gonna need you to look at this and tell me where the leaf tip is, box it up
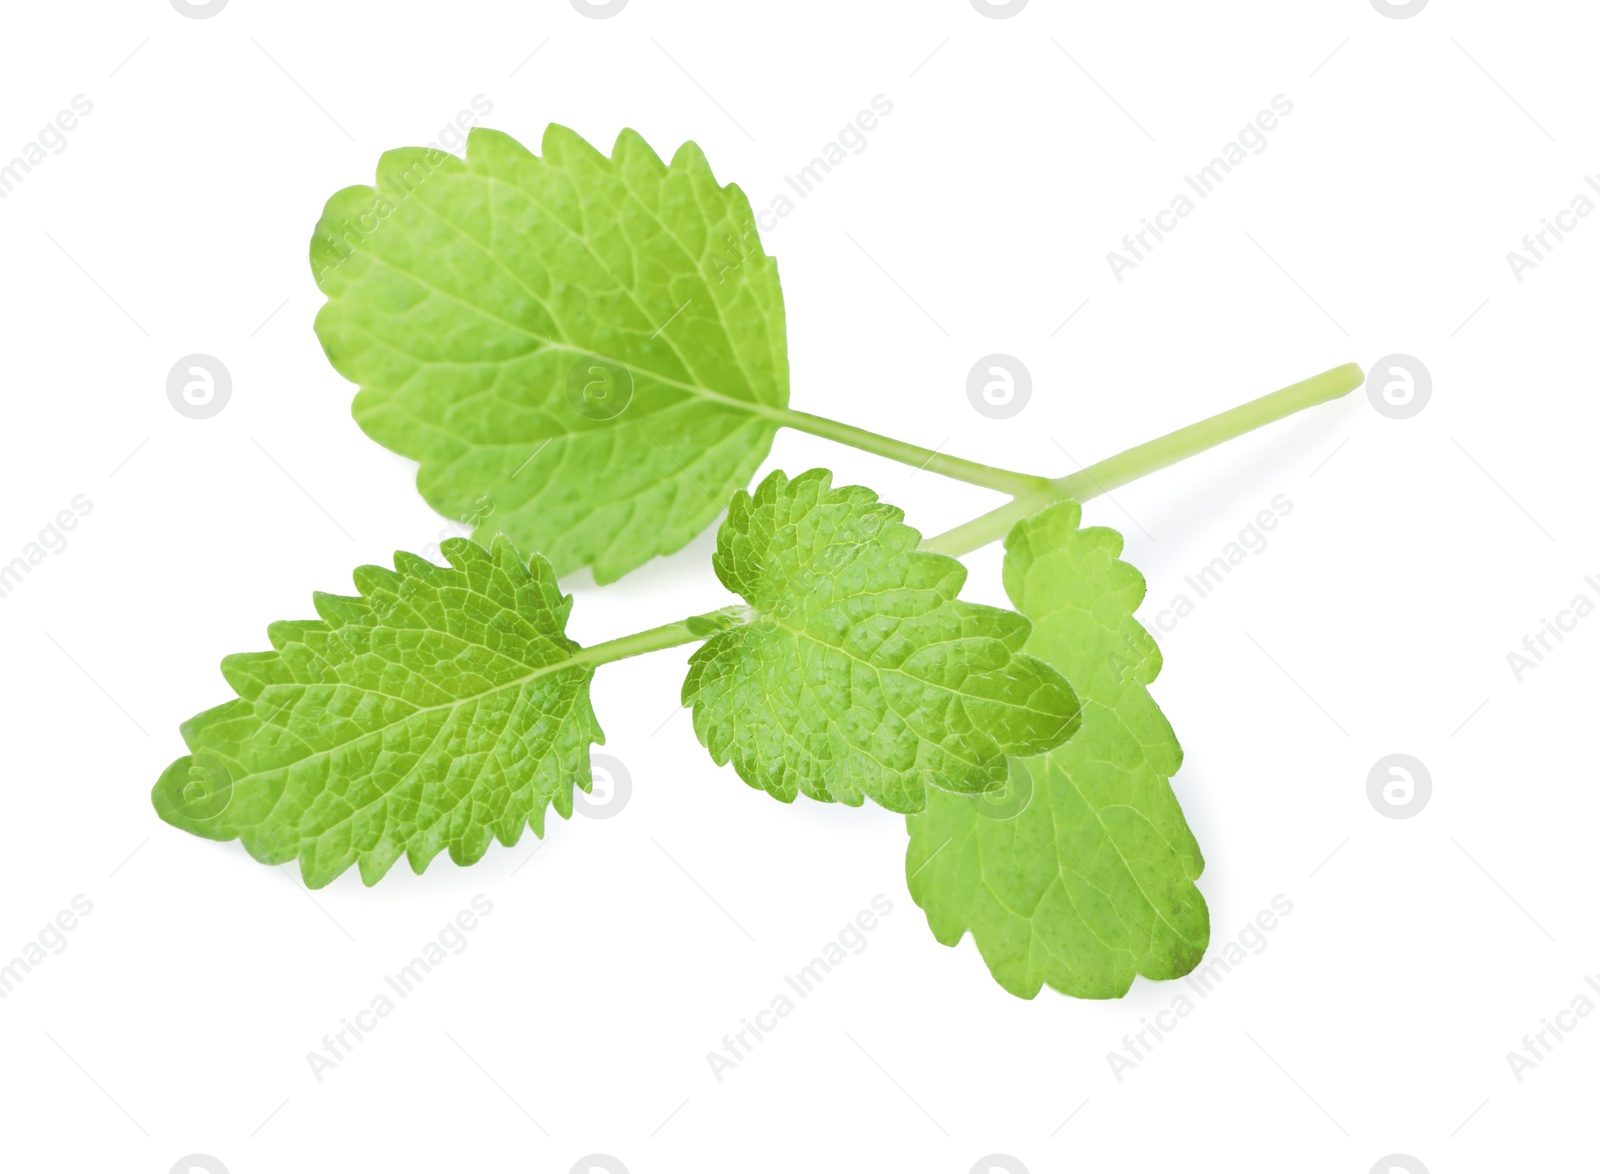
[151,753,234,840]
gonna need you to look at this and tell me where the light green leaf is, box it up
[905,501,1208,999]
[682,469,1082,814]
[311,124,788,584]
[152,539,602,888]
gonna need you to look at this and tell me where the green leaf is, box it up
[311,124,788,584]
[152,539,603,888]
[682,469,1082,814]
[905,501,1209,999]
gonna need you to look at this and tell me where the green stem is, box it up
[921,362,1364,557]
[774,407,1055,496]
[577,363,1362,660]
[577,606,750,667]
[554,340,1052,494]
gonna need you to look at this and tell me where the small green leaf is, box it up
[311,124,789,583]
[683,469,1081,813]
[152,539,602,888]
[906,501,1209,999]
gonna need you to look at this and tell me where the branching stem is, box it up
[580,363,1363,662]
[920,363,1363,557]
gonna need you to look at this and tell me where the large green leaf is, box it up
[905,501,1209,998]
[311,124,788,583]
[683,469,1082,814]
[152,539,602,887]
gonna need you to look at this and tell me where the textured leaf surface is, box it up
[905,501,1208,998]
[152,539,602,887]
[312,124,788,583]
[683,470,1081,813]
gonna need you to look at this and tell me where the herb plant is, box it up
[153,125,1361,999]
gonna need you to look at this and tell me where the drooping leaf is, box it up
[152,539,602,887]
[311,124,788,583]
[682,469,1081,813]
[905,501,1209,998]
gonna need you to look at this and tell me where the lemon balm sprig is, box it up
[154,123,1362,1002]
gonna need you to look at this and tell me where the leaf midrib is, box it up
[211,633,600,791]
[342,243,790,418]
[750,608,1073,769]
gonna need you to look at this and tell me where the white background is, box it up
[0,1,1594,1171]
